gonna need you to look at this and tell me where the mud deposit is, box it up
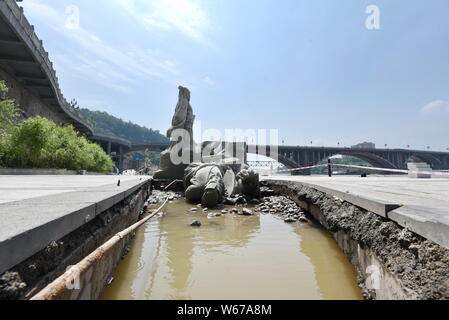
[101,193,362,300]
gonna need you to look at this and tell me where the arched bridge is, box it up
[89,137,170,173]
[91,138,449,174]
[247,145,449,174]
[128,143,170,153]
[127,142,449,171]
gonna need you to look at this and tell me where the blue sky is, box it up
[20,0,449,151]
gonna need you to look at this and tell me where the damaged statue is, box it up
[183,162,260,208]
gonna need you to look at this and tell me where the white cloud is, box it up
[115,0,211,46]
[76,99,109,110]
[20,0,183,92]
[203,76,216,86]
[421,100,449,113]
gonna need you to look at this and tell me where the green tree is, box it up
[4,117,114,172]
[0,80,19,136]
[79,108,169,143]
[0,80,113,172]
[0,80,19,163]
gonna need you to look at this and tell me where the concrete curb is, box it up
[0,177,151,274]
[0,168,111,175]
[263,177,449,250]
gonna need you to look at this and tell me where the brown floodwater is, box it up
[101,200,363,300]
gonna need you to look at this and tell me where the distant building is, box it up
[351,142,376,149]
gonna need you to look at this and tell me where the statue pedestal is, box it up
[153,147,198,180]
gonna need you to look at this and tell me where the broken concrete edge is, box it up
[263,179,449,299]
[0,178,151,275]
[275,179,402,218]
[0,181,152,300]
[263,178,449,250]
[388,207,449,252]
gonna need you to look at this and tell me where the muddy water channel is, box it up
[101,198,363,300]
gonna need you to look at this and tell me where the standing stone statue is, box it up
[154,86,196,180]
[166,86,194,145]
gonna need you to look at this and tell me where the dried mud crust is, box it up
[263,180,449,300]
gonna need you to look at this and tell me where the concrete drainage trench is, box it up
[3,179,448,300]
[262,180,449,300]
[101,184,364,300]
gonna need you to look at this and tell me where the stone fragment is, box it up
[299,216,309,223]
[208,212,222,218]
[408,244,420,257]
[236,196,247,204]
[225,198,237,205]
[249,198,261,205]
[190,220,202,227]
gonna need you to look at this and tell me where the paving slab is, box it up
[263,175,449,249]
[0,175,151,274]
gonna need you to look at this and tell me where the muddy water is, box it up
[101,200,362,300]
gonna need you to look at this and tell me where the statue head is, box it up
[236,167,260,198]
[178,86,191,102]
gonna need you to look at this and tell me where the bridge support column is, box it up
[443,157,449,170]
[107,141,111,155]
[119,145,124,174]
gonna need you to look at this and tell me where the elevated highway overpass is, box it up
[0,0,93,135]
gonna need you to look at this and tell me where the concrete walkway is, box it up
[263,175,449,249]
[0,175,151,274]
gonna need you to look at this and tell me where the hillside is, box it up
[80,108,169,144]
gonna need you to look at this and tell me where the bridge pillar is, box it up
[119,145,124,174]
[443,156,449,170]
[107,141,111,155]
[396,152,401,169]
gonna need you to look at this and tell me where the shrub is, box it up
[0,80,113,172]
[3,117,114,172]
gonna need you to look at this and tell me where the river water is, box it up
[101,200,362,300]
